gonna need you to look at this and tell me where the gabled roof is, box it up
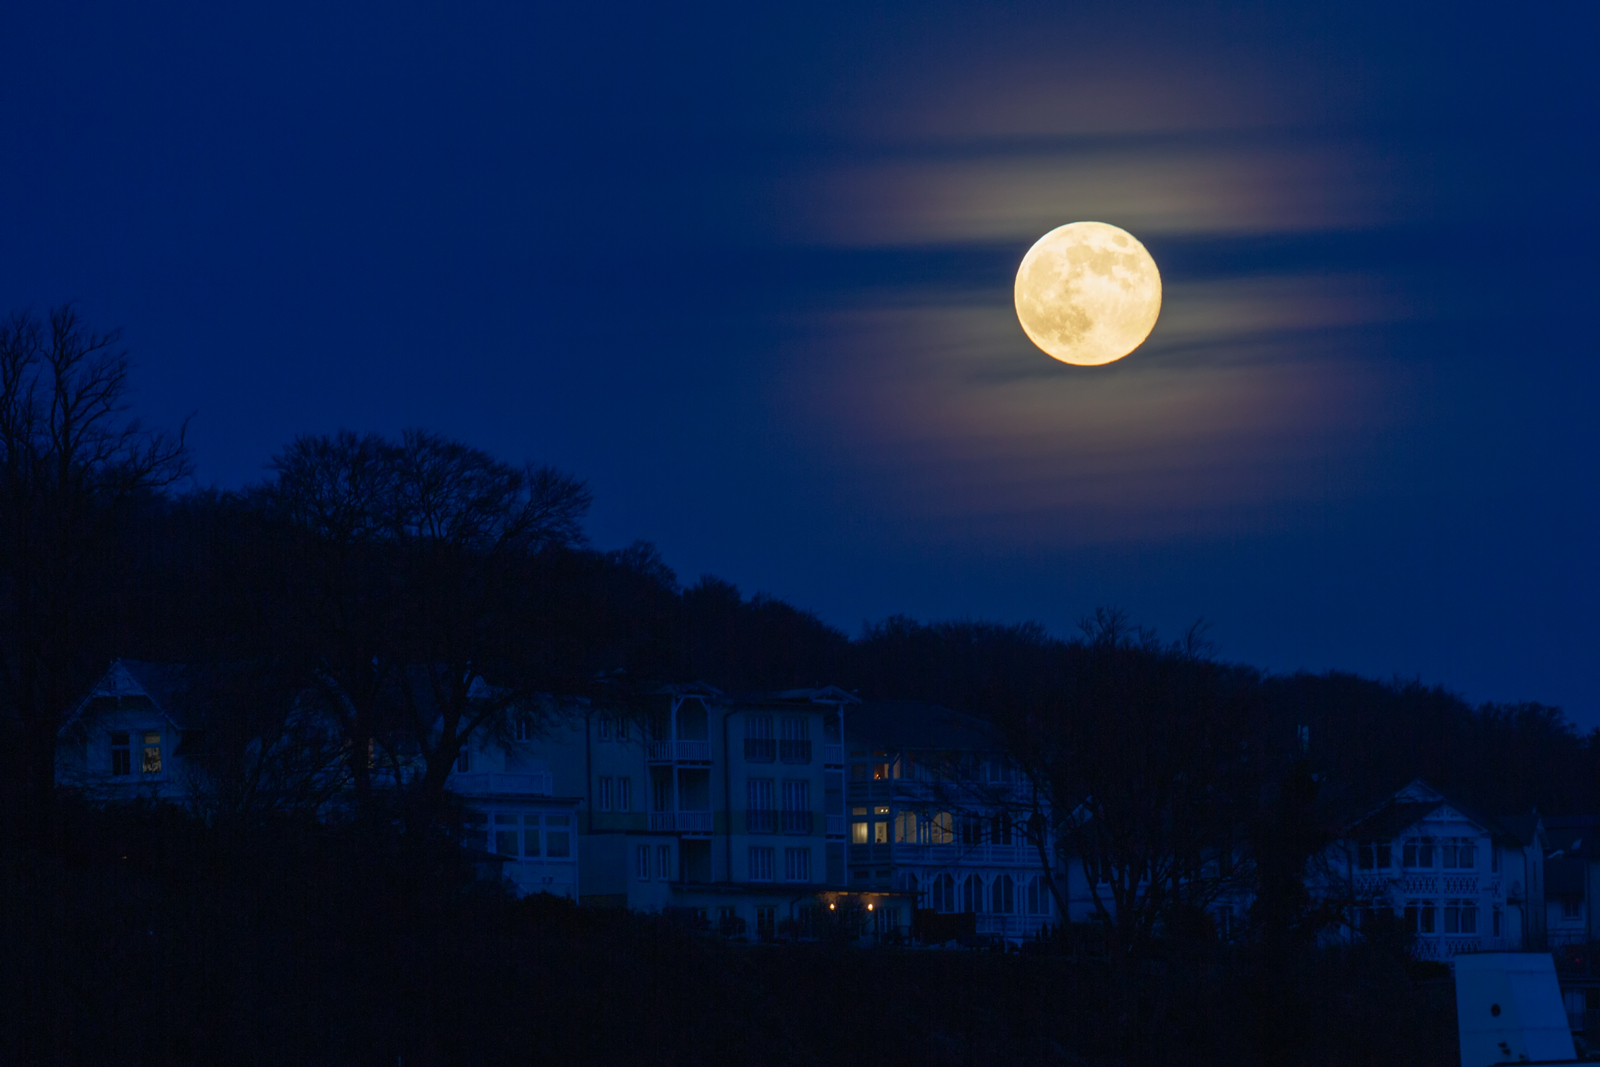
[846,701,1002,754]
[60,659,195,734]
[1344,800,1445,841]
[1337,778,1544,849]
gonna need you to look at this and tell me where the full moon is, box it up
[1013,221,1162,366]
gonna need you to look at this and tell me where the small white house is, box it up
[56,660,199,802]
[1331,780,1547,959]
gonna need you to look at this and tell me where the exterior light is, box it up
[867,903,875,910]
[829,902,836,910]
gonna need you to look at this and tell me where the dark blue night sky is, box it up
[3,2,1596,720]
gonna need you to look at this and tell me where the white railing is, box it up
[649,811,714,832]
[888,843,1035,866]
[823,744,843,765]
[1442,875,1479,894]
[449,772,553,796]
[648,740,712,762]
[826,815,845,836]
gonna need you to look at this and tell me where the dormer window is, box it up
[140,732,162,776]
[110,732,131,776]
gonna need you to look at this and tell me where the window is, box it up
[1564,898,1584,921]
[851,763,869,781]
[1493,906,1502,936]
[545,815,570,857]
[962,874,981,913]
[617,777,632,812]
[513,717,535,742]
[959,815,984,847]
[456,747,470,773]
[991,813,1013,846]
[874,819,889,844]
[110,731,131,776]
[1377,842,1392,868]
[932,873,956,913]
[598,776,613,812]
[745,715,775,761]
[1459,843,1475,868]
[780,716,809,741]
[755,905,777,940]
[1405,901,1436,934]
[991,874,1015,914]
[785,847,812,882]
[494,813,527,857]
[636,844,651,879]
[1461,905,1478,933]
[1492,847,1500,873]
[463,812,487,850]
[851,807,869,844]
[1403,840,1433,868]
[782,780,811,833]
[780,717,811,763]
[616,718,627,741]
[1419,841,1434,867]
[141,732,162,775]
[749,778,776,832]
[1443,842,1458,868]
[749,846,775,881]
[597,716,612,741]
[1027,876,1049,916]
[929,812,954,845]
[657,844,672,881]
[894,811,918,843]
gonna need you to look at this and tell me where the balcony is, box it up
[779,739,812,764]
[647,740,713,763]
[744,738,776,762]
[823,744,843,766]
[826,814,845,837]
[781,810,813,835]
[649,811,714,833]
[448,771,553,796]
[748,809,776,833]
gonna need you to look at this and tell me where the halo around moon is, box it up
[1014,221,1162,366]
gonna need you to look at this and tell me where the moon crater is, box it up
[1014,221,1162,366]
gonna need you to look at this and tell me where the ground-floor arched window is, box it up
[933,872,957,913]
[962,874,982,913]
[1026,875,1050,915]
[992,874,1015,914]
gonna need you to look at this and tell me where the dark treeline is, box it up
[2,307,1592,1065]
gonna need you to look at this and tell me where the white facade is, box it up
[1330,780,1546,959]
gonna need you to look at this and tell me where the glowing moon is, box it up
[1014,221,1162,366]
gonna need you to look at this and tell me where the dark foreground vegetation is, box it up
[2,794,1459,1067]
[3,305,1592,1064]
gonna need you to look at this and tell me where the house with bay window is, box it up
[1333,779,1547,959]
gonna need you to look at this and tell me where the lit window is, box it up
[852,822,869,844]
[141,732,162,775]
[873,821,888,844]
[894,811,918,843]
[110,731,130,776]
[930,812,954,845]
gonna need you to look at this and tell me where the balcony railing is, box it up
[448,771,553,796]
[781,810,813,835]
[826,814,845,837]
[853,843,1036,867]
[650,811,714,833]
[779,739,812,764]
[823,744,843,765]
[744,738,776,762]
[647,740,713,763]
[748,809,776,833]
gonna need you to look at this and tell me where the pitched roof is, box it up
[1344,800,1445,841]
[61,659,196,733]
